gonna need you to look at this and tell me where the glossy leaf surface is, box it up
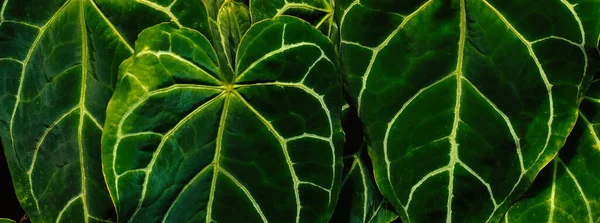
[102,16,344,222]
[0,219,16,223]
[217,1,251,72]
[0,0,209,222]
[504,69,600,223]
[250,0,336,38]
[338,0,598,222]
[331,105,399,223]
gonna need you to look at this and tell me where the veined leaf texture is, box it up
[338,0,600,222]
[1,0,599,222]
[504,71,600,223]
[330,104,400,223]
[102,17,344,222]
[251,0,337,38]
[0,0,210,222]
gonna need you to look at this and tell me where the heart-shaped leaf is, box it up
[102,16,344,222]
[504,67,600,222]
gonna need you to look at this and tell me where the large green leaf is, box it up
[0,0,209,222]
[0,218,16,223]
[250,0,337,38]
[338,0,599,222]
[330,104,399,223]
[102,16,344,222]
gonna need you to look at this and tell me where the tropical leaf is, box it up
[330,104,399,223]
[204,0,252,81]
[338,0,599,222]
[250,0,337,38]
[0,0,210,222]
[503,57,600,222]
[0,218,16,223]
[101,16,344,222]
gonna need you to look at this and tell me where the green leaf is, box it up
[0,145,25,221]
[503,76,600,222]
[218,1,251,71]
[332,146,400,223]
[0,218,16,223]
[330,104,399,223]
[203,0,226,20]
[102,16,344,222]
[250,0,336,38]
[338,0,598,222]
[0,0,209,222]
[203,0,251,82]
[204,0,249,20]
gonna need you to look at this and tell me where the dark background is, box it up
[1,142,27,221]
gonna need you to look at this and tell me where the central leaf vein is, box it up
[206,92,232,222]
[232,90,301,223]
[446,0,467,222]
[127,93,225,220]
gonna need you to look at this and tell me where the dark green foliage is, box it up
[1,0,599,222]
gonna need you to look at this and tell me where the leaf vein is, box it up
[557,158,593,223]
[88,0,134,53]
[162,164,214,223]
[9,0,72,172]
[356,0,434,111]
[128,93,225,219]
[55,194,83,223]
[206,92,231,222]
[233,91,302,222]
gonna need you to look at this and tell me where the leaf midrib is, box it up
[205,91,232,223]
[4,0,145,221]
[120,78,335,223]
[77,0,91,221]
[117,20,338,222]
[340,0,584,222]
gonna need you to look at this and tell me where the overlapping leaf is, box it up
[503,112,600,222]
[251,0,337,38]
[338,0,599,222]
[102,16,344,222]
[0,0,211,221]
[504,45,600,222]
[330,104,399,223]
[203,0,251,80]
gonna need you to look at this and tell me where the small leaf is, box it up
[217,1,251,75]
[250,0,336,38]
